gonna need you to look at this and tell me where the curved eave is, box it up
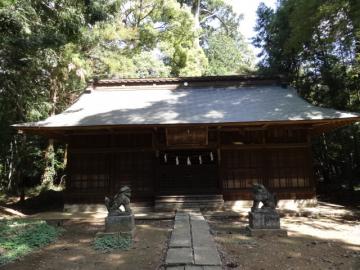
[12,117,360,138]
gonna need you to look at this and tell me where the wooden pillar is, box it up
[152,127,159,197]
[216,126,223,194]
[261,128,269,189]
[306,130,316,193]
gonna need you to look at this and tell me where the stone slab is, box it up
[203,266,222,270]
[247,226,288,237]
[170,229,191,247]
[248,210,280,229]
[185,266,203,270]
[190,213,205,221]
[166,212,222,269]
[192,230,216,248]
[167,266,185,270]
[191,218,215,248]
[175,214,190,221]
[105,214,135,233]
[193,246,221,266]
[166,248,194,265]
[183,266,223,270]
[191,219,209,229]
[170,215,191,247]
[174,220,191,230]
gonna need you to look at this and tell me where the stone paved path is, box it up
[165,210,222,270]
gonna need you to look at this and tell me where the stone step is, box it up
[155,195,224,211]
[155,202,224,209]
[156,194,223,202]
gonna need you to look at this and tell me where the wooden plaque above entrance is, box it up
[166,126,208,146]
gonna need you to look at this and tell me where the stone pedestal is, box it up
[249,209,280,229]
[105,214,135,237]
[248,209,287,237]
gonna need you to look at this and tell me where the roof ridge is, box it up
[92,75,286,87]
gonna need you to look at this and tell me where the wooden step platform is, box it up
[155,194,224,211]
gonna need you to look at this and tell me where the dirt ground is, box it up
[0,219,173,270]
[206,208,360,270]
[1,201,360,270]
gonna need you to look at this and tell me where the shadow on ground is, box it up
[4,190,64,215]
[0,219,173,270]
[206,209,360,270]
[317,187,360,209]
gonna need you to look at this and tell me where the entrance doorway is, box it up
[156,149,219,194]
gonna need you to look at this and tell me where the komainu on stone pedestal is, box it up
[105,186,132,216]
[250,183,277,212]
[249,209,280,229]
[105,215,135,235]
[249,183,279,229]
[103,186,135,236]
[247,183,287,236]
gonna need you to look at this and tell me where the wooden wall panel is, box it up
[65,132,155,203]
[66,151,110,203]
[65,126,315,203]
[220,146,313,195]
[266,128,308,143]
[68,152,109,191]
[166,127,208,146]
[111,151,155,197]
[221,149,265,189]
[69,134,111,148]
[112,133,153,148]
[266,148,311,189]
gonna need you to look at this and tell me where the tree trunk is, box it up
[188,0,201,50]
[40,139,55,188]
[7,141,15,191]
[321,134,331,183]
[59,144,68,187]
[63,144,68,168]
[40,78,58,188]
[137,0,143,27]
[192,0,201,31]
[7,134,26,200]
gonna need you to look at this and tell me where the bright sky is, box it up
[226,0,278,56]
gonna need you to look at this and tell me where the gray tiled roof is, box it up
[14,85,360,128]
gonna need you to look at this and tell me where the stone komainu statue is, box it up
[251,183,277,212]
[105,186,132,216]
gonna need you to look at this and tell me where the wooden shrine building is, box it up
[14,76,360,207]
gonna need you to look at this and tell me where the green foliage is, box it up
[0,219,62,265]
[205,32,254,75]
[0,0,255,193]
[0,0,94,191]
[177,0,254,75]
[94,234,132,252]
[90,0,208,77]
[253,0,360,188]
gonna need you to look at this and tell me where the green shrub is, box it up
[94,234,132,252]
[0,219,62,265]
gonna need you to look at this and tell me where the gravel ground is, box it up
[206,205,360,270]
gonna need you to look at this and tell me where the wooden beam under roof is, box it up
[14,117,360,137]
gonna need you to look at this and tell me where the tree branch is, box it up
[201,9,229,34]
